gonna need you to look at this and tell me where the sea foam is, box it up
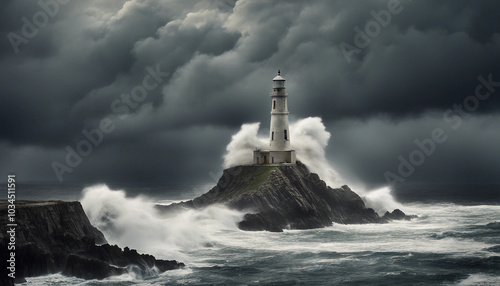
[81,184,244,262]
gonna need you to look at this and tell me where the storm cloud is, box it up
[1,0,500,200]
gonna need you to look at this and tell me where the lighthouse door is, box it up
[263,156,268,164]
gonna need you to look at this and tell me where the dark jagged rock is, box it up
[159,161,416,232]
[0,201,183,285]
[382,209,418,222]
[63,254,127,280]
[0,201,106,284]
[63,244,185,280]
[70,243,185,279]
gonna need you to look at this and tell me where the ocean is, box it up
[16,183,500,286]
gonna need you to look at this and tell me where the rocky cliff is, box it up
[0,201,183,285]
[161,162,415,232]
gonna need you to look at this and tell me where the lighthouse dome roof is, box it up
[273,75,285,81]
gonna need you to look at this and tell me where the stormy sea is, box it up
[17,183,500,286]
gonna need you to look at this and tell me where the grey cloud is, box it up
[328,113,500,188]
[0,0,499,197]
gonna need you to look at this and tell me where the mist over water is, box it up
[362,186,404,215]
[223,116,401,214]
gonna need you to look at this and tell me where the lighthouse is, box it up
[253,70,296,165]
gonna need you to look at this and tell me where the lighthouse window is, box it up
[284,130,288,140]
[273,101,276,109]
[272,132,274,140]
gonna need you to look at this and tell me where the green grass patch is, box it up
[218,165,280,199]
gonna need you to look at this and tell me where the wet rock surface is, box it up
[0,201,183,285]
[160,161,416,232]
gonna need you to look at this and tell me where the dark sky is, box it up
[1,0,500,196]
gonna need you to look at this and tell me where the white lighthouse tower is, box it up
[253,70,296,165]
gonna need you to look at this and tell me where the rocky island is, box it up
[160,161,416,232]
[156,71,413,231]
[0,201,184,285]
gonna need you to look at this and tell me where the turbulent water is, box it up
[19,184,500,286]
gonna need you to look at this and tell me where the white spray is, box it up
[81,184,244,262]
[223,123,267,167]
[222,117,402,214]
